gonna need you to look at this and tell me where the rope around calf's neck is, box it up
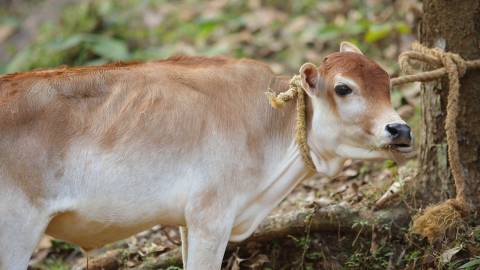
[265,76,317,173]
[266,42,480,208]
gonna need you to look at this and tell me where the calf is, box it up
[0,42,413,270]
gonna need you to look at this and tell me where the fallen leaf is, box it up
[245,254,270,268]
[439,245,462,264]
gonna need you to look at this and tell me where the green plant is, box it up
[165,266,183,270]
[473,227,480,243]
[2,0,414,75]
[50,239,78,254]
[344,245,393,270]
[38,258,70,270]
[459,256,480,270]
[404,250,421,264]
[345,251,366,269]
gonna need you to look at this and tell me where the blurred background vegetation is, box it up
[0,0,419,75]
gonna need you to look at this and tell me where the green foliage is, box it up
[404,249,422,264]
[37,258,70,270]
[1,0,413,74]
[345,252,367,269]
[352,220,370,230]
[165,266,183,270]
[365,22,410,43]
[459,256,480,270]
[473,227,480,243]
[344,246,393,270]
[4,1,132,72]
[287,234,310,249]
[383,159,396,169]
[50,239,78,254]
[306,251,323,260]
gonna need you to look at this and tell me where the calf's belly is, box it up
[45,191,186,249]
[45,210,172,250]
[44,178,188,250]
[44,144,190,249]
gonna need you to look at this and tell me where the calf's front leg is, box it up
[184,197,235,270]
[0,195,49,270]
[185,222,232,270]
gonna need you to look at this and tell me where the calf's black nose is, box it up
[385,123,411,145]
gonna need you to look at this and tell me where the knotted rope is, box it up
[392,42,480,242]
[265,75,317,173]
[393,42,480,208]
[265,42,480,213]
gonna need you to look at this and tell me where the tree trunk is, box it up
[417,0,480,217]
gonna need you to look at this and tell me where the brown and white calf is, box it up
[0,42,413,270]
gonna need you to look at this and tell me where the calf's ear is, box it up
[299,63,322,97]
[340,41,363,55]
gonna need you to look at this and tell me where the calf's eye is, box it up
[334,84,353,96]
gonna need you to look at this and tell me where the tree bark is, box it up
[418,0,480,216]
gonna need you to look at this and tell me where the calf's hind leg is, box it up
[0,195,50,270]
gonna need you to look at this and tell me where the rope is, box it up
[392,42,480,210]
[265,75,317,173]
[266,42,480,193]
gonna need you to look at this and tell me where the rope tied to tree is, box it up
[265,75,317,173]
[392,42,480,242]
[266,42,480,242]
[265,42,480,225]
[393,42,480,208]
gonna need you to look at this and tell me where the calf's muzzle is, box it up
[385,123,412,146]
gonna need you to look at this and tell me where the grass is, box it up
[36,259,70,270]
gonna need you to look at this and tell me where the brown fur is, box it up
[0,55,229,82]
[0,56,295,207]
[320,52,391,133]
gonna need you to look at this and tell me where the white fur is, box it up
[40,136,320,269]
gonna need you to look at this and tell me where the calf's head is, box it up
[300,42,414,166]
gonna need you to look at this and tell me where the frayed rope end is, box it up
[265,91,286,109]
[411,199,468,243]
